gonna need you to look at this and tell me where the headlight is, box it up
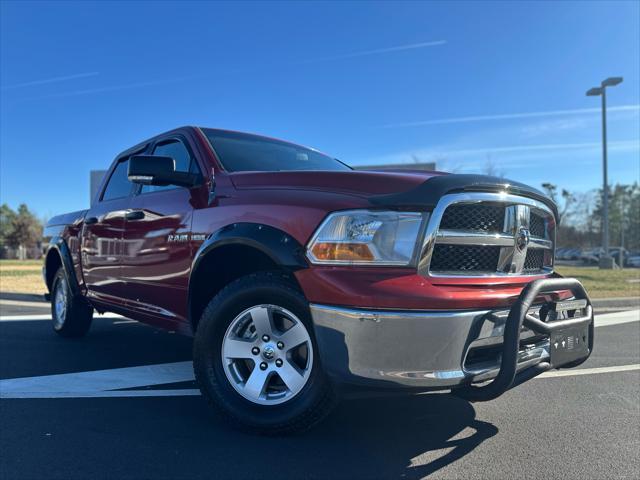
[306,210,426,266]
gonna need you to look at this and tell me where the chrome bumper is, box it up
[310,303,549,389]
[311,278,594,395]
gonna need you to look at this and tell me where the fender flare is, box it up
[188,222,309,323]
[44,236,82,297]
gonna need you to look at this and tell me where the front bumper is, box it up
[311,278,593,398]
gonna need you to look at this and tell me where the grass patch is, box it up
[0,259,45,294]
[556,266,640,299]
[0,259,41,267]
[0,269,42,277]
[0,260,638,299]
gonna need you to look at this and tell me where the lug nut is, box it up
[275,359,283,367]
[251,347,260,355]
[277,341,284,350]
[262,334,270,342]
[259,362,268,371]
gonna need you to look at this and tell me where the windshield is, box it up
[202,128,351,172]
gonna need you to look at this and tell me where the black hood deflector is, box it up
[369,174,558,218]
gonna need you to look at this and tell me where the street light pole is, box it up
[601,87,609,260]
[620,192,625,269]
[586,76,623,269]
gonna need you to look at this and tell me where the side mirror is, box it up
[128,155,199,188]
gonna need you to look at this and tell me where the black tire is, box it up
[51,267,93,338]
[193,272,335,435]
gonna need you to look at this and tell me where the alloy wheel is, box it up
[53,279,68,328]
[221,305,314,405]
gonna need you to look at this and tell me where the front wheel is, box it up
[51,267,93,337]
[193,273,335,435]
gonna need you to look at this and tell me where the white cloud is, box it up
[356,139,640,169]
[1,72,99,90]
[380,105,640,128]
[9,40,447,101]
[520,117,593,138]
[14,76,198,101]
[302,40,447,63]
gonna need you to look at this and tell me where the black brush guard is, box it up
[455,278,594,402]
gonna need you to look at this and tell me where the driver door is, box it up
[119,137,202,328]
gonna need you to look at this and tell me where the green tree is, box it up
[591,183,640,252]
[0,203,16,250]
[6,204,42,250]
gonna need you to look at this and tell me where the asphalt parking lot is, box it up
[1,296,639,480]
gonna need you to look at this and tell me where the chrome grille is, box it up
[419,192,556,277]
[529,212,546,238]
[523,249,545,272]
[440,204,504,232]
[431,245,501,272]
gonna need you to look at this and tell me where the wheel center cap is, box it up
[262,345,276,360]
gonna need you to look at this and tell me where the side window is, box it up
[140,139,199,194]
[102,159,133,201]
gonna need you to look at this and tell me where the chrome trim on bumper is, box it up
[310,303,549,389]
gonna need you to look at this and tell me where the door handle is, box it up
[84,216,98,225]
[125,210,145,221]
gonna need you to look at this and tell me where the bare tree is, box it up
[482,154,506,178]
[409,153,449,171]
[541,183,576,225]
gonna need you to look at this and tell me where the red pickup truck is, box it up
[43,126,594,433]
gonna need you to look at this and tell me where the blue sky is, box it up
[1,0,639,218]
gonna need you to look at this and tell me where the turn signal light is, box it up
[311,242,375,262]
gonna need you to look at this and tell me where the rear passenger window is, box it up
[140,139,199,194]
[102,159,133,201]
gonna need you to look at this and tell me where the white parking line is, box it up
[594,309,640,327]
[0,299,50,308]
[537,364,640,378]
[3,389,201,399]
[0,313,124,321]
[0,361,193,398]
[1,362,638,399]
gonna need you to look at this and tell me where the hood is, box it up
[370,173,557,217]
[229,170,556,217]
[229,170,445,197]
[46,209,88,227]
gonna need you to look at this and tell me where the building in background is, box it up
[353,162,436,171]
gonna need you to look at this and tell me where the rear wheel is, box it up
[193,272,335,434]
[51,268,93,337]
